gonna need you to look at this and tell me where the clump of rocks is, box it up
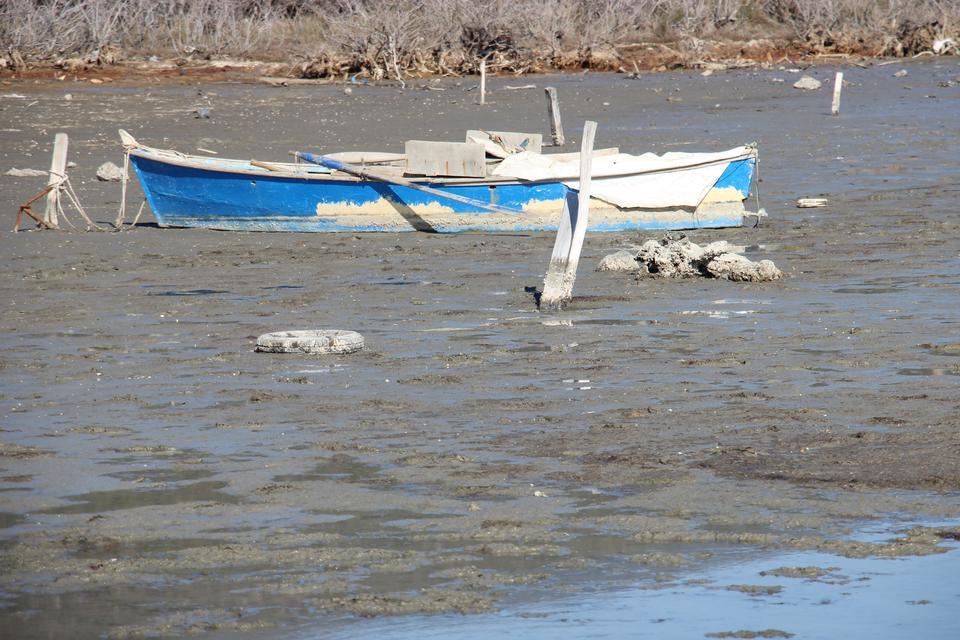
[596,233,782,282]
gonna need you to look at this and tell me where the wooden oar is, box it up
[250,159,290,172]
[539,120,597,311]
[295,152,525,217]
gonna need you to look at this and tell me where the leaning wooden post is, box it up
[831,71,843,116]
[44,133,68,227]
[540,120,596,310]
[479,60,486,105]
[544,87,565,146]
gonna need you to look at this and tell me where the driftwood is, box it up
[259,76,336,87]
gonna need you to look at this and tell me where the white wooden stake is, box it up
[479,60,486,105]
[544,87,565,146]
[44,133,68,226]
[540,120,596,310]
[831,71,843,116]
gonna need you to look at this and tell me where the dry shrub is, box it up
[762,0,955,55]
[1,0,957,72]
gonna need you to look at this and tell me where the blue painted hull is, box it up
[129,149,756,233]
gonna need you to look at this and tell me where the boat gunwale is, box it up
[129,146,756,188]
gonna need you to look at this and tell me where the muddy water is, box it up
[1,59,959,638]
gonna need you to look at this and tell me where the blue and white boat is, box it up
[124,133,759,233]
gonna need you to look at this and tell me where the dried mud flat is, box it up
[1,60,959,638]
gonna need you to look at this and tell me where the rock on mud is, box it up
[793,75,822,90]
[596,234,782,282]
[96,162,126,181]
[5,168,47,177]
[706,253,783,282]
[596,249,642,273]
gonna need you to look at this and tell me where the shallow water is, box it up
[320,533,960,640]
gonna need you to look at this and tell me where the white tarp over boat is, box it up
[491,146,752,208]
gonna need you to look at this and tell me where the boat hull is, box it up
[130,151,756,233]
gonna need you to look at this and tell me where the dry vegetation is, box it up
[1,0,957,77]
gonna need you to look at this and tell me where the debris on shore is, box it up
[256,330,365,355]
[597,234,782,282]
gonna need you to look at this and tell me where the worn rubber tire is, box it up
[255,330,364,354]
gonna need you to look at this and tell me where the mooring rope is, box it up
[44,170,104,231]
[115,148,131,229]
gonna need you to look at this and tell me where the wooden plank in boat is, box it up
[404,140,486,178]
[465,130,543,157]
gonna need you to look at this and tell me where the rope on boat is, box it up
[55,170,103,231]
[131,199,147,227]
[753,150,764,227]
[116,129,156,230]
[115,146,131,229]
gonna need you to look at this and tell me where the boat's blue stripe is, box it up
[714,157,754,196]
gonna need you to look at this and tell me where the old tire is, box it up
[255,330,364,355]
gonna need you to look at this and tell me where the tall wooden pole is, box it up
[479,60,486,105]
[544,87,565,146]
[44,133,68,226]
[540,121,596,310]
[831,72,843,116]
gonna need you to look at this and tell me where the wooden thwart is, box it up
[540,120,597,310]
[404,140,486,178]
